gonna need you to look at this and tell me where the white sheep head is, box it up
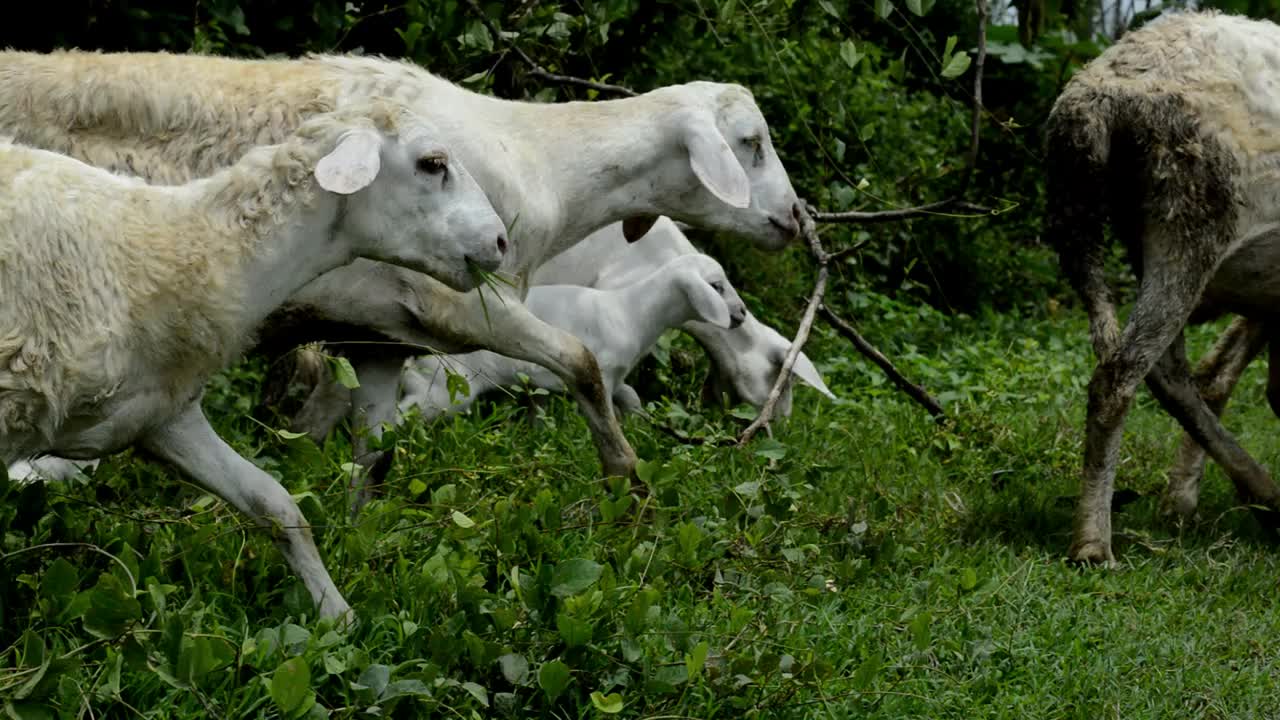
[623,81,803,252]
[316,104,510,292]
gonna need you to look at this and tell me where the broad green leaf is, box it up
[753,438,787,461]
[556,612,593,648]
[852,650,883,690]
[270,657,311,715]
[322,653,346,676]
[274,428,309,440]
[550,559,603,597]
[590,691,624,714]
[380,679,431,700]
[910,610,932,651]
[497,653,530,686]
[905,0,924,15]
[538,660,571,701]
[451,510,476,528]
[817,0,840,17]
[82,573,140,639]
[39,559,78,613]
[959,567,979,591]
[685,640,709,681]
[178,637,222,683]
[839,40,862,69]
[461,681,489,707]
[941,51,971,79]
[875,0,893,18]
[330,356,360,389]
[944,35,958,59]
[356,664,391,697]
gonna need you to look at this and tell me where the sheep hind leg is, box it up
[1147,332,1280,530]
[1162,316,1267,518]
[344,353,411,516]
[140,400,352,624]
[1070,249,1217,564]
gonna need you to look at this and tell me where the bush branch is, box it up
[737,218,830,446]
[819,306,947,420]
[463,0,639,97]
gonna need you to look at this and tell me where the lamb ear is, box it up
[682,114,751,209]
[684,274,732,328]
[790,352,837,399]
[623,216,659,242]
[315,130,383,195]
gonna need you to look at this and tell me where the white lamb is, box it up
[532,217,836,417]
[400,253,746,421]
[0,101,507,621]
[0,49,803,499]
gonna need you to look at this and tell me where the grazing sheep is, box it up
[1044,9,1280,563]
[400,253,746,422]
[531,217,836,416]
[0,49,803,500]
[0,102,507,621]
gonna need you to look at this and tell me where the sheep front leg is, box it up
[420,288,638,480]
[1147,333,1280,523]
[1163,316,1267,517]
[141,401,352,624]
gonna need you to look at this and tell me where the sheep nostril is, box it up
[496,234,508,255]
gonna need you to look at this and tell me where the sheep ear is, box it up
[315,130,383,195]
[682,115,751,209]
[790,352,837,399]
[685,275,732,328]
[623,216,659,242]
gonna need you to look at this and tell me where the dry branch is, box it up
[737,219,830,446]
[819,305,946,420]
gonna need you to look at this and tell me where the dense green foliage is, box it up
[5,308,1280,717]
[6,1,1280,717]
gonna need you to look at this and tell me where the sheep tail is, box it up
[1044,89,1123,361]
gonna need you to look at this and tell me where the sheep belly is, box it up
[1203,227,1280,321]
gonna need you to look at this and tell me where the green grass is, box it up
[4,297,1280,719]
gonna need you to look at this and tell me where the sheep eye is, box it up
[711,281,725,293]
[741,136,764,166]
[417,155,448,176]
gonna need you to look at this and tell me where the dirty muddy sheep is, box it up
[1044,9,1280,563]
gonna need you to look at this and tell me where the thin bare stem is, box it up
[820,305,947,420]
[462,0,638,97]
[737,219,829,445]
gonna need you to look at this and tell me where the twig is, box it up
[462,0,638,97]
[737,218,829,446]
[960,0,989,189]
[820,305,947,420]
[813,199,992,224]
[811,0,990,224]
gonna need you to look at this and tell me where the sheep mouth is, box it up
[766,215,801,245]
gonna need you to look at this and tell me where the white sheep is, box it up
[0,101,507,621]
[1044,9,1280,563]
[532,217,836,417]
[400,253,746,421]
[0,49,803,504]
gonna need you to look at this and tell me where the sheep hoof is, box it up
[1067,539,1115,566]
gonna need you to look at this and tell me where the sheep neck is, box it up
[604,271,695,366]
[416,90,684,274]
[176,182,352,359]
